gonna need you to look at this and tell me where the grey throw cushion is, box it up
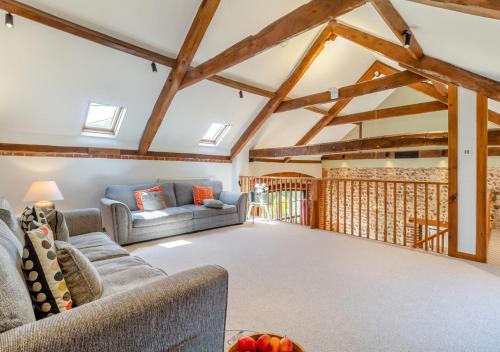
[0,220,36,332]
[138,191,165,211]
[105,183,158,211]
[174,181,223,206]
[55,241,103,306]
[46,210,70,242]
[0,197,25,248]
[203,199,224,209]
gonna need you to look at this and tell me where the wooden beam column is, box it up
[138,0,220,154]
[230,26,334,158]
[447,85,458,257]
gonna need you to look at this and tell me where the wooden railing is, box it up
[239,176,314,225]
[240,176,450,255]
[313,178,449,255]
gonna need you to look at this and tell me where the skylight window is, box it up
[199,123,231,146]
[82,102,126,137]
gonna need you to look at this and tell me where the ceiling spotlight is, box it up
[239,90,244,99]
[329,87,339,100]
[151,62,157,73]
[5,12,14,28]
[373,70,381,78]
[403,30,412,48]
[279,41,289,48]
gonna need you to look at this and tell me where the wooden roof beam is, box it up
[180,0,367,89]
[407,0,500,20]
[370,0,424,60]
[330,21,500,100]
[276,70,425,113]
[230,26,335,158]
[138,0,220,154]
[327,101,448,126]
[250,129,500,157]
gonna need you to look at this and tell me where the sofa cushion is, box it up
[0,197,25,248]
[46,210,70,242]
[22,225,73,318]
[0,220,36,333]
[105,182,177,211]
[203,199,224,209]
[132,207,193,228]
[55,241,103,306]
[69,232,129,262]
[174,180,223,206]
[180,204,237,219]
[134,185,167,211]
[105,182,158,211]
[93,255,166,297]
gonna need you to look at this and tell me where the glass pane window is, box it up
[199,123,231,146]
[82,102,126,136]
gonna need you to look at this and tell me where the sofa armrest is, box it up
[220,191,248,223]
[100,198,132,245]
[63,208,102,236]
[0,265,228,352]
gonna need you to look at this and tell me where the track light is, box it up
[373,70,381,78]
[403,30,412,48]
[5,13,13,28]
[239,90,244,99]
[151,62,157,73]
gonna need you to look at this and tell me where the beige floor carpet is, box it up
[127,220,500,352]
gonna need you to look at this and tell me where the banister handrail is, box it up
[413,228,448,248]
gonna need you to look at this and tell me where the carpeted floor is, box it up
[127,220,500,352]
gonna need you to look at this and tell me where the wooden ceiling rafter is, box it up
[138,0,220,154]
[326,100,448,126]
[179,0,368,89]
[330,21,500,100]
[407,0,500,20]
[250,129,500,158]
[229,26,335,159]
[275,70,426,113]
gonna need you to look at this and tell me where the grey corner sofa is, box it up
[0,198,228,352]
[100,180,248,245]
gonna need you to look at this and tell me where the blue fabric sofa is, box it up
[100,180,247,245]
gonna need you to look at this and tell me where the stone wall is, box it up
[321,167,500,244]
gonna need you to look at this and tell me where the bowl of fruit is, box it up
[228,333,304,352]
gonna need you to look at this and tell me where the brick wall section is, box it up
[0,151,231,163]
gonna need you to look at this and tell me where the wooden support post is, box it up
[476,93,488,262]
[311,179,321,229]
[448,85,458,257]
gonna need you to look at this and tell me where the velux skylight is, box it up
[199,123,231,146]
[82,102,126,137]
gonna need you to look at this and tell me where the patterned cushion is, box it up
[134,186,167,211]
[203,199,224,209]
[46,210,70,242]
[192,186,214,206]
[22,225,73,318]
[55,241,103,306]
[20,206,48,233]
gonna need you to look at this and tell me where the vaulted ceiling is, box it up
[0,0,499,160]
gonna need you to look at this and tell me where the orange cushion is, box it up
[192,185,214,205]
[134,186,167,211]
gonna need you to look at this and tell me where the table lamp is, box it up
[23,181,64,210]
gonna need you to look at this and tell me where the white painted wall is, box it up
[457,87,477,255]
[0,156,233,215]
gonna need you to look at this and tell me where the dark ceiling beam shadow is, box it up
[138,0,221,154]
[407,0,500,20]
[250,129,500,158]
[0,0,328,118]
[0,143,232,163]
[179,0,368,89]
[230,25,335,159]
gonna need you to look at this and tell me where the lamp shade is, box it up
[23,181,64,202]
